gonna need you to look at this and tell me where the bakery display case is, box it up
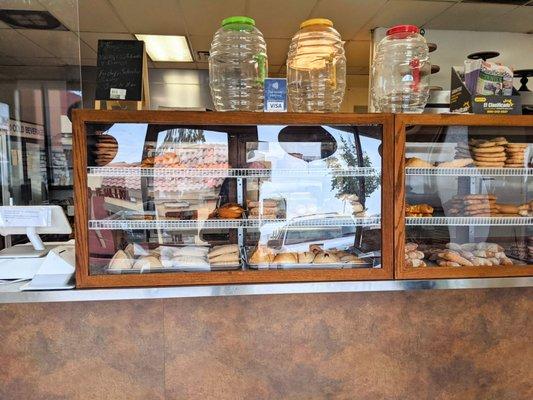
[74,111,394,287]
[395,114,533,279]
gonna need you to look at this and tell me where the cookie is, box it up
[490,137,508,145]
[474,161,505,167]
[476,140,497,148]
[506,143,528,148]
[474,156,507,162]
[472,146,505,154]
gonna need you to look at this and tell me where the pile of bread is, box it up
[507,241,529,262]
[108,243,240,272]
[405,242,426,267]
[92,135,118,166]
[455,138,529,168]
[444,194,530,217]
[338,194,365,217]
[209,203,244,219]
[424,242,514,267]
[405,203,434,217]
[247,198,285,219]
[249,244,366,266]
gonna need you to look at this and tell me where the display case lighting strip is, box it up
[406,216,533,226]
[88,217,382,230]
[405,167,532,177]
[87,167,378,178]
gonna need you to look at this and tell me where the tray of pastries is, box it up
[106,243,242,273]
[247,244,372,269]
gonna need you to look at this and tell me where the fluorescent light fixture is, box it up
[135,34,193,62]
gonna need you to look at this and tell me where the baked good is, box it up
[406,204,434,214]
[437,260,461,267]
[175,246,210,257]
[209,253,240,264]
[405,242,419,252]
[217,203,244,219]
[472,146,505,154]
[108,250,133,270]
[438,250,474,266]
[249,246,274,264]
[132,256,163,270]
[208,244,239,258]
[171,256,210,268]
[313,252,340,264]
[405,157,433,168]
[297,252,315,263]
[273,253,298,264]
[437,158,473,168]
[496,204,519,214]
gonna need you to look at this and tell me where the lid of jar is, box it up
[386,25,419,36]
[222,16,255,27]
[300,18,333,29]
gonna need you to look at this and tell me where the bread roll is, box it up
[209,252,240,263]
[109,250,133,270]
[133,256,163,270]
[405,157,433,168]
[437,158,474,168]
[497,204,519,214]
[174,246,209,257]
[297,252,315,263]
[313,252,340,264]
[208,244,239,258]
[273,253,298,264]
[249,246,273,264]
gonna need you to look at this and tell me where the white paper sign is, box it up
[0,207,52,227]
[110,88,127,100]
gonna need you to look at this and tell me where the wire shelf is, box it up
[405,216,533,226]
[405,167,532,177]
[87,166,378,178]
[89,216,382,230]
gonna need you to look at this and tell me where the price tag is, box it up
[0,207,52,227]
[110,88,127,100]
[264,78,287,112]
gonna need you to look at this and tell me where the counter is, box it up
[1,277,532,304]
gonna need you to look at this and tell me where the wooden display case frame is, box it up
[394,114,533,279]
[73,110,395,288]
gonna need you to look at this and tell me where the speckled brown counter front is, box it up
[1,288,531,400]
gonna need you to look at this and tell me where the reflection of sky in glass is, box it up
[255,125,382,217]
[105,123,147,163]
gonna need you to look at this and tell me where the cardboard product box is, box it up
[449,67,522,114]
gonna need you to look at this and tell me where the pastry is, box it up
[249,246,274,264]
[108,250,133,270]
[132,256,163,270]
[472,146,505,154]
[209,253,240,264]
[208,244,239,258]
[437,260,461,267]
[313,252,340,264]
[405,157,433,168]
[175,246,210,257]
[405,242,419,252]
[171,256,210,268]
[407,259,426,268]
[497,204,519,214]
[438,250,474,266]
[437,158,473,168]
[406,204,434,214]
[297,252,315,263]
[217,203,244,219]
[273,253,298,264]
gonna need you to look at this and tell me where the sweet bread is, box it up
[133,256,163,270]
[208,244,239,258]
[109,250,133,270]
[273,253,298,264]
[405,157,433,168]
[297,252,315,263]
[437,158,473,168]
[472,146,505,154]
[438,250,474,266]
[249,246,274,264]
[313,252,340,264]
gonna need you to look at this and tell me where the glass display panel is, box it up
[404,125,532,269]
[86,123,383,275]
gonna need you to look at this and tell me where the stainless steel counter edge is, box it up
[0,277,532,304]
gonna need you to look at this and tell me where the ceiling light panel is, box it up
[135,34,193,62]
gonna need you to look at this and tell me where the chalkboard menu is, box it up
[95,40,145,101]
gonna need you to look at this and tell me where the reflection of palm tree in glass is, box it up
[158,128,206,153]
[329,136,380,200]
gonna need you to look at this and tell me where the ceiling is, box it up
[0,0,532,75]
